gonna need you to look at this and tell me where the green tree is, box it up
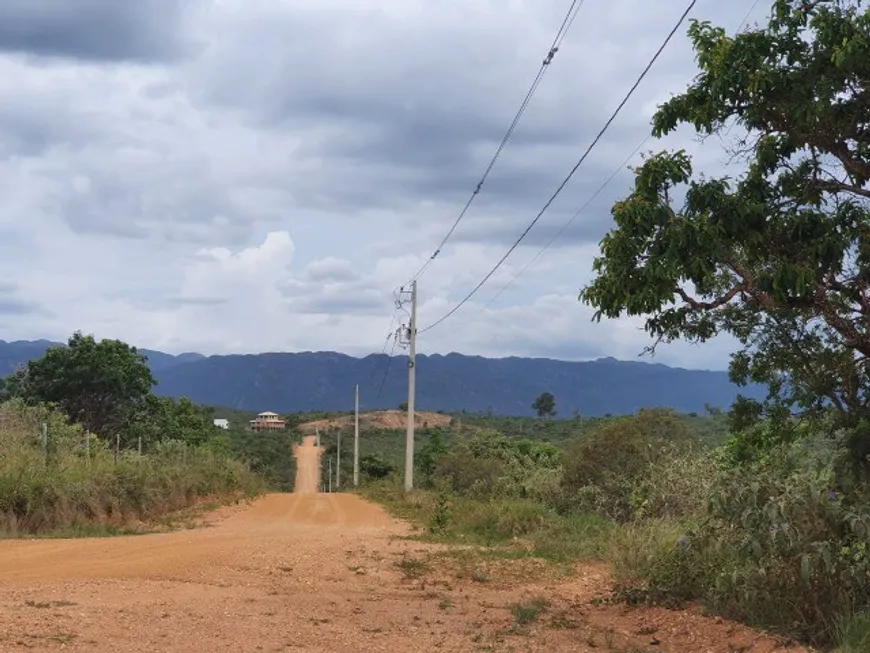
[13,332,155,440]
[127,395,216,450]
[532,391,556,418]
[580,1,870,448]
[417,429,449,483]
[0,365,27,401]
[359,453,395,481]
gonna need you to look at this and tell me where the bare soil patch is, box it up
[299,409,452,433]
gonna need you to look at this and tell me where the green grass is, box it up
[834,612,870,653]
[509,597,550,625]
[0,402,264,537]
[361,478,614,565]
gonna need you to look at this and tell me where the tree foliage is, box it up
[532,391,557,418]
[580,1,870,446]
[9,332,155,440]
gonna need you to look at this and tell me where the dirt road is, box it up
[0,437,805,652]
[293,435,322,493]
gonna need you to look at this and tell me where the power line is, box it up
[480,0,759,310]
[737,0,762,31]
[374,330,399,402]
[407,0,587,284]
[481,136,651,309]
[373,286,414,402]
[368,311,399,380]
[419,0,699,335]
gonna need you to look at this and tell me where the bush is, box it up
[560,409,704,521]
[0,400,264,536]
[646,432,870,646]
[433,431,562,501]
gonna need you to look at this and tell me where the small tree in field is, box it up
[532,392,557,418]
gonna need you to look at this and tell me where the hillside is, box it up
[0,339,764,417]
[298,410,452,433]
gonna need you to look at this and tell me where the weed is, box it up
[394,555,431,580]
[509,596,550,626]
[428,491,451,535]
[835,612,870,653]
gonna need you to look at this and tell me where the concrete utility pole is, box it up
[404,279,418,492]
[353,384,360,487]
[336,427,341,490]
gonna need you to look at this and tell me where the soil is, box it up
[299,410,451,433]
[0,437,808,653]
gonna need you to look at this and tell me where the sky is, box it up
[0,0,768,370]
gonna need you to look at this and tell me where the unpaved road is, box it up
[293,435,323,493]
[0,437,806,652]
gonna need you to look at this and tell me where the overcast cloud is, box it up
[0,0,769,370]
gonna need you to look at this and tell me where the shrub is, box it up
[434,431,562,501]
[0,400,264,536]
[560,409,703,521]
[647,432,870,645]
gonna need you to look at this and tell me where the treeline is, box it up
[0,331,296,536]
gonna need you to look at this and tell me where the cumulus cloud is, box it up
[0,0,770,369]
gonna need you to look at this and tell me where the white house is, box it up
[213,418,230,430]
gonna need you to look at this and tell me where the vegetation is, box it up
[532,391,557,418]
[0,332,279,536]
[0,399,263,536]
[358,3,870,649]
[580,0,870,456]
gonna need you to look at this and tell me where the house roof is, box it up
[256,411,279,417]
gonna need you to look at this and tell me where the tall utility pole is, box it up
[336,427,341,490]
[403,280,418,492]
[353,384,360,487]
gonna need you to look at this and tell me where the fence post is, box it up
[84,432,90,466]
[138,436,142,456]
[42,422,48,466]
[114,433,120,464]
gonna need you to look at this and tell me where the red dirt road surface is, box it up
[0,437,807,652]
[293,435,323,493]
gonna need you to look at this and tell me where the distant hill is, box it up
[0,339,763,417]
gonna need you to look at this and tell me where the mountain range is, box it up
[0,339,764,417]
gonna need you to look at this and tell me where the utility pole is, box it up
[328,457,333,493]
[353,384,360,487]
[402,280,418,492]
[336,427,341,490]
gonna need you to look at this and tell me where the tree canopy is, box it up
[532,391,557,418]
[9,332,155,440]
[580,0,870,447]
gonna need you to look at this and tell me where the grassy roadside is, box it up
[359,478,682,575]
[0,400,265,538]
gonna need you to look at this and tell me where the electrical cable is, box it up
[367,311,399,381]
[406,0,587,284]
[481,0,758,311]
[374,328,399,402]
[418,0,698,335]
[480,135,651,310]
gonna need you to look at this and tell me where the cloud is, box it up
[0,281,51,317]
[0,0,194,62]
[0,0,770,371]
